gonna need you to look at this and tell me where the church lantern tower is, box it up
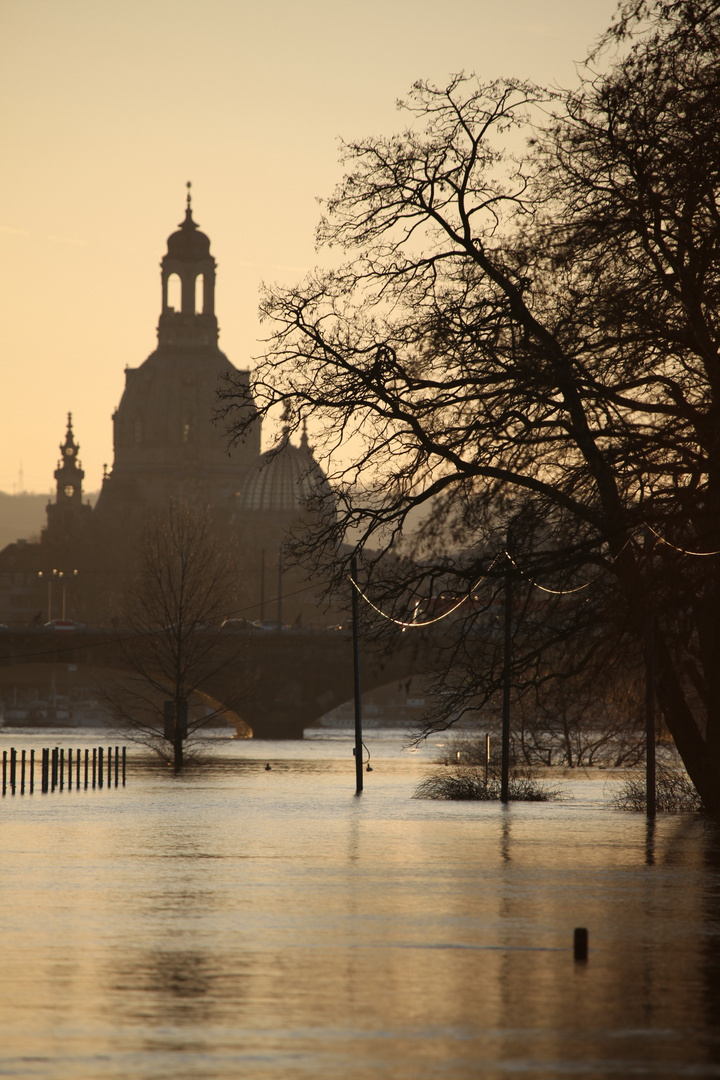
[93,186,260,529]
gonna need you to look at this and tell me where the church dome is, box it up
[237,428,333,517]
[166,206,211,261]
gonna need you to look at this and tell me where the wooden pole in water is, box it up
[122,746,126,786]
[574,927,589,961]
[30,749,34,794]
[42,748,49,793]
[501,544,513,804]
[84,748,89,788]
[76,749,81,791]
[51,747,58,791]
[2,750,6,796]
[21,749,26,795]
[107,746,112,787]
[114,746,119,788]
[10,748,17,795]
[98,747,103,788]
[92,747,97,788]
[59,748,64,791]
[351,554,364,796]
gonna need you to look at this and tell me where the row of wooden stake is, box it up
[1,745,126,796]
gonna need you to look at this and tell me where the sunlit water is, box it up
[1,727,719,1079]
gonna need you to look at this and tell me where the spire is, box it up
[53,413,84,505]
[60,412,79,460]
[180,180,199,231]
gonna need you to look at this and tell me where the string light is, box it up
[348,556,502,628]
[643,522,720,557]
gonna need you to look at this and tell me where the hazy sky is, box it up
[1,0,619,494]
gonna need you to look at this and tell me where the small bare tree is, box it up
[110,503,240,771]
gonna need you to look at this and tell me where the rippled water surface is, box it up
[1,728,720,1079]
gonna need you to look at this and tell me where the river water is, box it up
[1,727,719,1079]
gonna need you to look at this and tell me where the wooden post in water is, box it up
[84,748,89,789]
[21,749,26,794]
[51,747,58,791]
[107,746,112,787]
[76,749,81,791]
[122,746,126,786]
[92,747,97,788]
[2,750,6,796]
[574,927,589,961]
[351,555,364,796]
[59,748,64,791]
[501,544,513,805]
[98,747,104,789]
[67,746,72,789]
[30,749,34,794]
[10,748,17,795]
[114,746,119,788]
[42,748,49,793]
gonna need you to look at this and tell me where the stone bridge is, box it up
[0,627,441,738]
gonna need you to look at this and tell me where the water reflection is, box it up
[1,730,719,1078]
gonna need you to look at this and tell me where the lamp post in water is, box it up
[351,555,364,795]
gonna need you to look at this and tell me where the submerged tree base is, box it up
[609,764,702,813]
[414,767,563,802]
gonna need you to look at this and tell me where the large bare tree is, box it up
[220,1,720,808]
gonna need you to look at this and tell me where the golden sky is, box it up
[1,0,617,494]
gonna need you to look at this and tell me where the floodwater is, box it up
[1,728,719,1080]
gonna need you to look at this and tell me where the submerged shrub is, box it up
[609,763,702,812]
[414,765,562,802]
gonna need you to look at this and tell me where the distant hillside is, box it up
[0,491,98,551]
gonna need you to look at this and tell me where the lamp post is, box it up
[37,568,78,622]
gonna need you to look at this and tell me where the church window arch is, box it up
[166,273,182,312]
[195,273,204,315]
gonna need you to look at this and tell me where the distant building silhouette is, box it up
[0,193,333,627]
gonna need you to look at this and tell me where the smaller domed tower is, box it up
[43,413,92,543]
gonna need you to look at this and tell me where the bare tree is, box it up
[111,503,240,771]
[220,1,720,808]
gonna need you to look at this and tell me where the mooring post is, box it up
[51,747,58,791]
[351,554,364,795]
[107,746,112,787]
[574,927,589,961]
[122,746,126,786]
[84,748,89,789]
[42,748,49,794]
[30,749,35,794]
[10,748,17,795]
[21,749,26,795]
[92,747,97,789]
[59,748,64,791]
[2,750,6,796]
[501,542,513,804]
[98,747,104,789]
[114,746,119,788]
[76,749,81,791]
